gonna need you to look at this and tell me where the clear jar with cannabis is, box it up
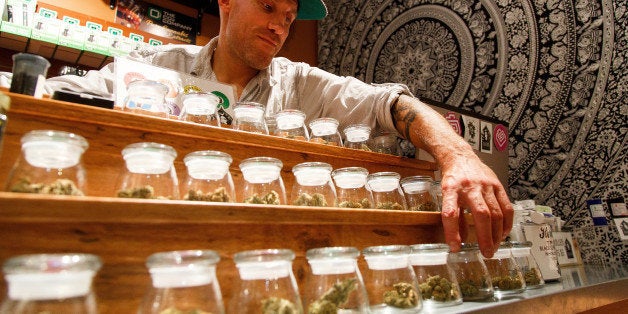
[331,167,373,209]
[232,101,268,134]
[303,247,369,314]
[291,161,336,207]
[274,109,309,141]
[343,123,372,151]
[369,131,401,156]
[309,117,343,146]
[1,253,102,314]
[446,243,494,301]
[179,92,222,127]
[116,142,179,200]
[366,172,407,211]
[432,180,443,211]
[510,241,544,289]
[400,176,439,212]
[362,245,422,313]
[409,244,462,309]
[5,130,88,196]
[182,150,235,202]
[483,242,526,297]
[228,249,303,314]
[138,250,224,314]
[238,156,286,205]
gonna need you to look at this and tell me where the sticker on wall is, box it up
[460,115,479,150]
[444,112,462,136]
[480,121,492,154]
[493,124,508,152]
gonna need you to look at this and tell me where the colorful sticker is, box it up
[480,121,492,154]
[444,112,461,136]
[461,115,479,150]
[493,124,508,152]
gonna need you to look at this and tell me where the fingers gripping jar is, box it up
[511,241,544,289]
[309,117,343,146]
[291,162,336,207]
[182,150,235,202]
[342,124,372,151]
[5,130,88,196]
[409,244,462,309]
[274,109,309,141]
[228,249,303,314]
[362,245,422,313]
[331,167,373,209]
[367,172,407,211]
[303,247,369,314]
[446,243,494,301]
[116,142,179,200]
[238,157,287,205]
[1,253,102,314]
[138,250,224,314]
[232,101,268,134]
[482,243,526,297]
[400,176,439,212]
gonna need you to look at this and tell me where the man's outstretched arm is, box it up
[391,94,513,258]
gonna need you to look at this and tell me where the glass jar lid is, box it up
[146,250,220,288]
[400,176,434,193]
[409,243,449,266]
[331,167,369,189]
[366,171,401,192]
[184,150,232,180]
[234,101,265,122]
[362,245,410,270]
[292,162,332,186]
[306,247,360,275]
[182,92,221,115]
[122,142,177,174]
[343,123,371,142]
[21,130,88,169]
[275,109,306,130]
[126,79,169,95]
[239,156,283,184]
[309,117,339,136]
[3,253,102,300]
[234,249,295,280]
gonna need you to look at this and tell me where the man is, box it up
[47,0,512,258]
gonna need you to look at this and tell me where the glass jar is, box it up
[432,181,442,211]
[309,117,343,146]
[1,253,102,314]
[482,242,526,297]
[5,130,88,196]
[361,245,422,313]
[265,115,278,136]
[138,250,224,314]
[291,162,336,207]
[409,244,462,309]
[511,241,544,289]
[331,167,373,209]
[116,142,179,200]
[0,92,8,157]
[232,101,268,134]
[274,109,309,141]
[123,79,169,117]
[370,131,401,156]
[342,123,372,151]
[181,150,235,202]
[303,247,369,314]
[179,92,222,127]
[228,249,303,314]
[238,157,286,205]
[366,172,407,211]
[446,243,494,301]
[400,176,438,212]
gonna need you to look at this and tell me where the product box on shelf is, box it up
[0,0,36,37]
[83,21,111,56]
[30,7,60,45]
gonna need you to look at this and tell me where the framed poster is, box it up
[608,197,627,218]
[613,218,628,241]
[552,231,582,266]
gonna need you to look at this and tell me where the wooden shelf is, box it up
[0,92,443,313]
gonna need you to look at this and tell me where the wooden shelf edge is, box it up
[0,192,443,226]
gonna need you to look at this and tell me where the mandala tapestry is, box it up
[318,0,627,264]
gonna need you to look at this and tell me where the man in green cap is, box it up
[47,0,512,258]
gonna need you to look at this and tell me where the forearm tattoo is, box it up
[392,98,417,140]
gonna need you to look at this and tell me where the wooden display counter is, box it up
[0,92,444,312]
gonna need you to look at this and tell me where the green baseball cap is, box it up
[297,0,327,20]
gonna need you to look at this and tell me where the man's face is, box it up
[224,0,298,70]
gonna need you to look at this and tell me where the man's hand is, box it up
[392,95,513,258]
